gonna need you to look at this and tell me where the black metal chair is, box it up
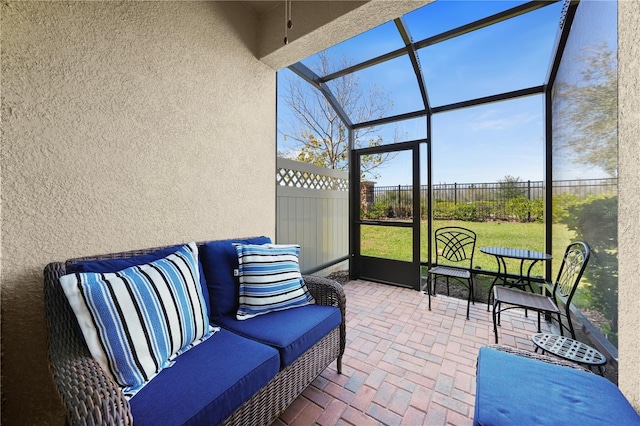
[492,241,590,343]
[426,226,477,319]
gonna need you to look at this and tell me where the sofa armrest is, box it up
[302,275,346,363]
[303,275,345,309]
[44,262,133,426]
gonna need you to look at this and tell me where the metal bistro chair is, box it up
[426,227,477,319]
[492,241,590,343]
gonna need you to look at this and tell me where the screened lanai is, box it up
[276,0,618,367]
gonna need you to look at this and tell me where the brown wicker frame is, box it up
[43,241,346,426]
[486,344,592,373]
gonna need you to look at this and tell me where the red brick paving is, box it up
[274,279,549,426]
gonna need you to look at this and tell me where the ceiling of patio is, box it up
[254,1,433,70]
[283,0,565,126]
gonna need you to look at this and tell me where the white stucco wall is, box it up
[618,0,640,410]
[1,2,275,423]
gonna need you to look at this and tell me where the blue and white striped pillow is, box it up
[60,242,214,398]
[235,244,315,320]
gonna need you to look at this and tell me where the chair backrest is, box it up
[552,241,591,305]
[434,226,477,269]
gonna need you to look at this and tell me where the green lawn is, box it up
[361,220,576,279]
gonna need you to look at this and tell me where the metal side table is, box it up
[532,333,607,375]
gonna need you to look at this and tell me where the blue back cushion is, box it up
[200,236,271,319]
[66,244,210,315]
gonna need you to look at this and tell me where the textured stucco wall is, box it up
[1,2,275,423]
[618,0,640,410]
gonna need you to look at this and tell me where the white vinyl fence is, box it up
[276,158,349,273]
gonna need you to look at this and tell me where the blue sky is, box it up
[277,1,582,187]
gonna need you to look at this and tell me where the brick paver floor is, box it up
[274,279,550,426]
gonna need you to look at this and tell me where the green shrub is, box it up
[551,193,582,223]
[505,196,531,221]
[474,202,494,221]
[369,200,391,219]
[453,203,478,221]
[562,195,618,335]
[530,198,544,222]
[504,197,544,222]
[433,202,456,219]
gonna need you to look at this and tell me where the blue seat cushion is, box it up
[216,304,341,368]
[66,244,211,315]
[199,236,271,320]
[474,347,640,426]
[129,327,280,426]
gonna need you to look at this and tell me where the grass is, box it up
[361,219,576,279]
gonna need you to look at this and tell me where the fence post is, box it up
[527,180,531,222]
[454,182,457,205]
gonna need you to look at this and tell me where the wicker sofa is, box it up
[43,236,346,425]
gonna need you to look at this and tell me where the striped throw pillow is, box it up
[235,244,315,320]
[60,242,214,398]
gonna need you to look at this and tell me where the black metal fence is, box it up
[364,178,617,221]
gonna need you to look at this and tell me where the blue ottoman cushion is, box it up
[474,346,640,426]
[129,327,280,426]
[216,304,342,368]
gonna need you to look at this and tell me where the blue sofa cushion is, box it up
[200,236,271,320]
[129,327,280,426]
[474,346,640,426]
[216,304,341,368]
[66,244,211,315]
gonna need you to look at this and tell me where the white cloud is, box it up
[471,110,538,131]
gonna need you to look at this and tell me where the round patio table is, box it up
[481,247,552,311]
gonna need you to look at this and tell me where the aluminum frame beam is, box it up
[288,62,353,128]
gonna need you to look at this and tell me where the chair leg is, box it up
[565,307,576,340]
[492,300,499,343]
[426,276,432,311]
[559,313,564,336]
[486,276,499,312]
[470,276,475,305]
[558,312,576,339]
[465,278,471,320]
[446,277,450,296]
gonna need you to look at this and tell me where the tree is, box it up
[279,52,398,179]
[553,41,619,344]
[496,175,525,201]
[553,42,617,176]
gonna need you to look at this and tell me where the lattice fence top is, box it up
[277,167,348,191]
